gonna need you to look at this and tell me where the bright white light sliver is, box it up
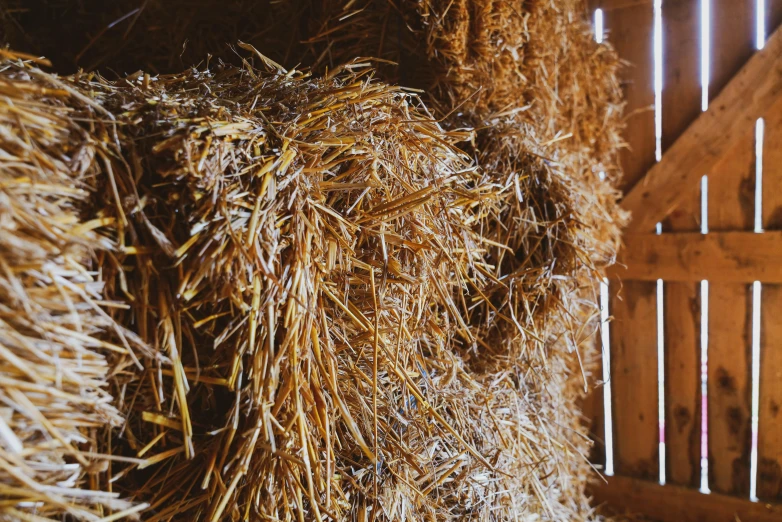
[600,279,614,476]
[654,0,663,162]
[657,278,666,485]
[595,9,604,43]
[701,0,711,111]
[653,1,665,484]
[593,6,613,479]
[750,282,762,501]
[701,175,709,234]
[755,118,764,233]
[700,280,710,493]
[749,1,765,502]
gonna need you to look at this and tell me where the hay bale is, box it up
[306,1,629,518]
[81,55,596,520]
[0,48,608,519]
[307,0,627,421]
[88,58,486,519]
[0,52,146,520]
[308,0,627,248]
[0,1,628,519]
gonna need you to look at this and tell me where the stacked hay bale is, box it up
[308,1,627,514]
[88,58,507,520]
[0,53,601,521]
[0,53,148,520]
[0,0,626,520]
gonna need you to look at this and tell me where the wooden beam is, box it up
[608,231,782,283]
[622,24,782,233]
[590,475,782,522]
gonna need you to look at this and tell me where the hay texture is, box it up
[308,3,628,511]
[0,0,627,520]
[0,51,610,521]
[86,51,603,519]
[89,58,507,521]
[0,52,147,520]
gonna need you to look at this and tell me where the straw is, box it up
[0,51,146,520]
[0,0,628,519]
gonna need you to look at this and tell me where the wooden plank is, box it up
[660,0,702,489]
[759,287,782,500]
[604,3,660,482]
[621,24,782,232]
[607,4,656,193]
[710,1,756,102]
[759,26,782,499]
[707,281,752,496]
[609,231,782,283]
[705,138,754,497]
[664,281,702,486]
[661,0,702,153]
[707,0,755,497]
[590,475,782,522]
[610,281,659,480]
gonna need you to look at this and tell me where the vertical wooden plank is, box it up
[660,0,703,489]
[605,3,659,481]
[661,0,702,154]
[664,280,702,486]
[706,278,752,496]
[759,286,782,501]
[706,0,756,497]
[611,281,659,480]
[758,57,782,499]
[711,0,756,98]
[608,5,657,195]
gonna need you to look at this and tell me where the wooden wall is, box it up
[587,0,782,518]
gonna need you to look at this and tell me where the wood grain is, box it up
[588,0,652,11]
[609,231,782,283]
[590,475,782,522]
[759,28,782,498]
[706,0,755,497]
[621,24,782,232]
[710,1,756,102]
[607,4,656,193]
[759,286,782,500]
[610,281,659,480]
[660,0,702,489]
[605,3,660,481]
